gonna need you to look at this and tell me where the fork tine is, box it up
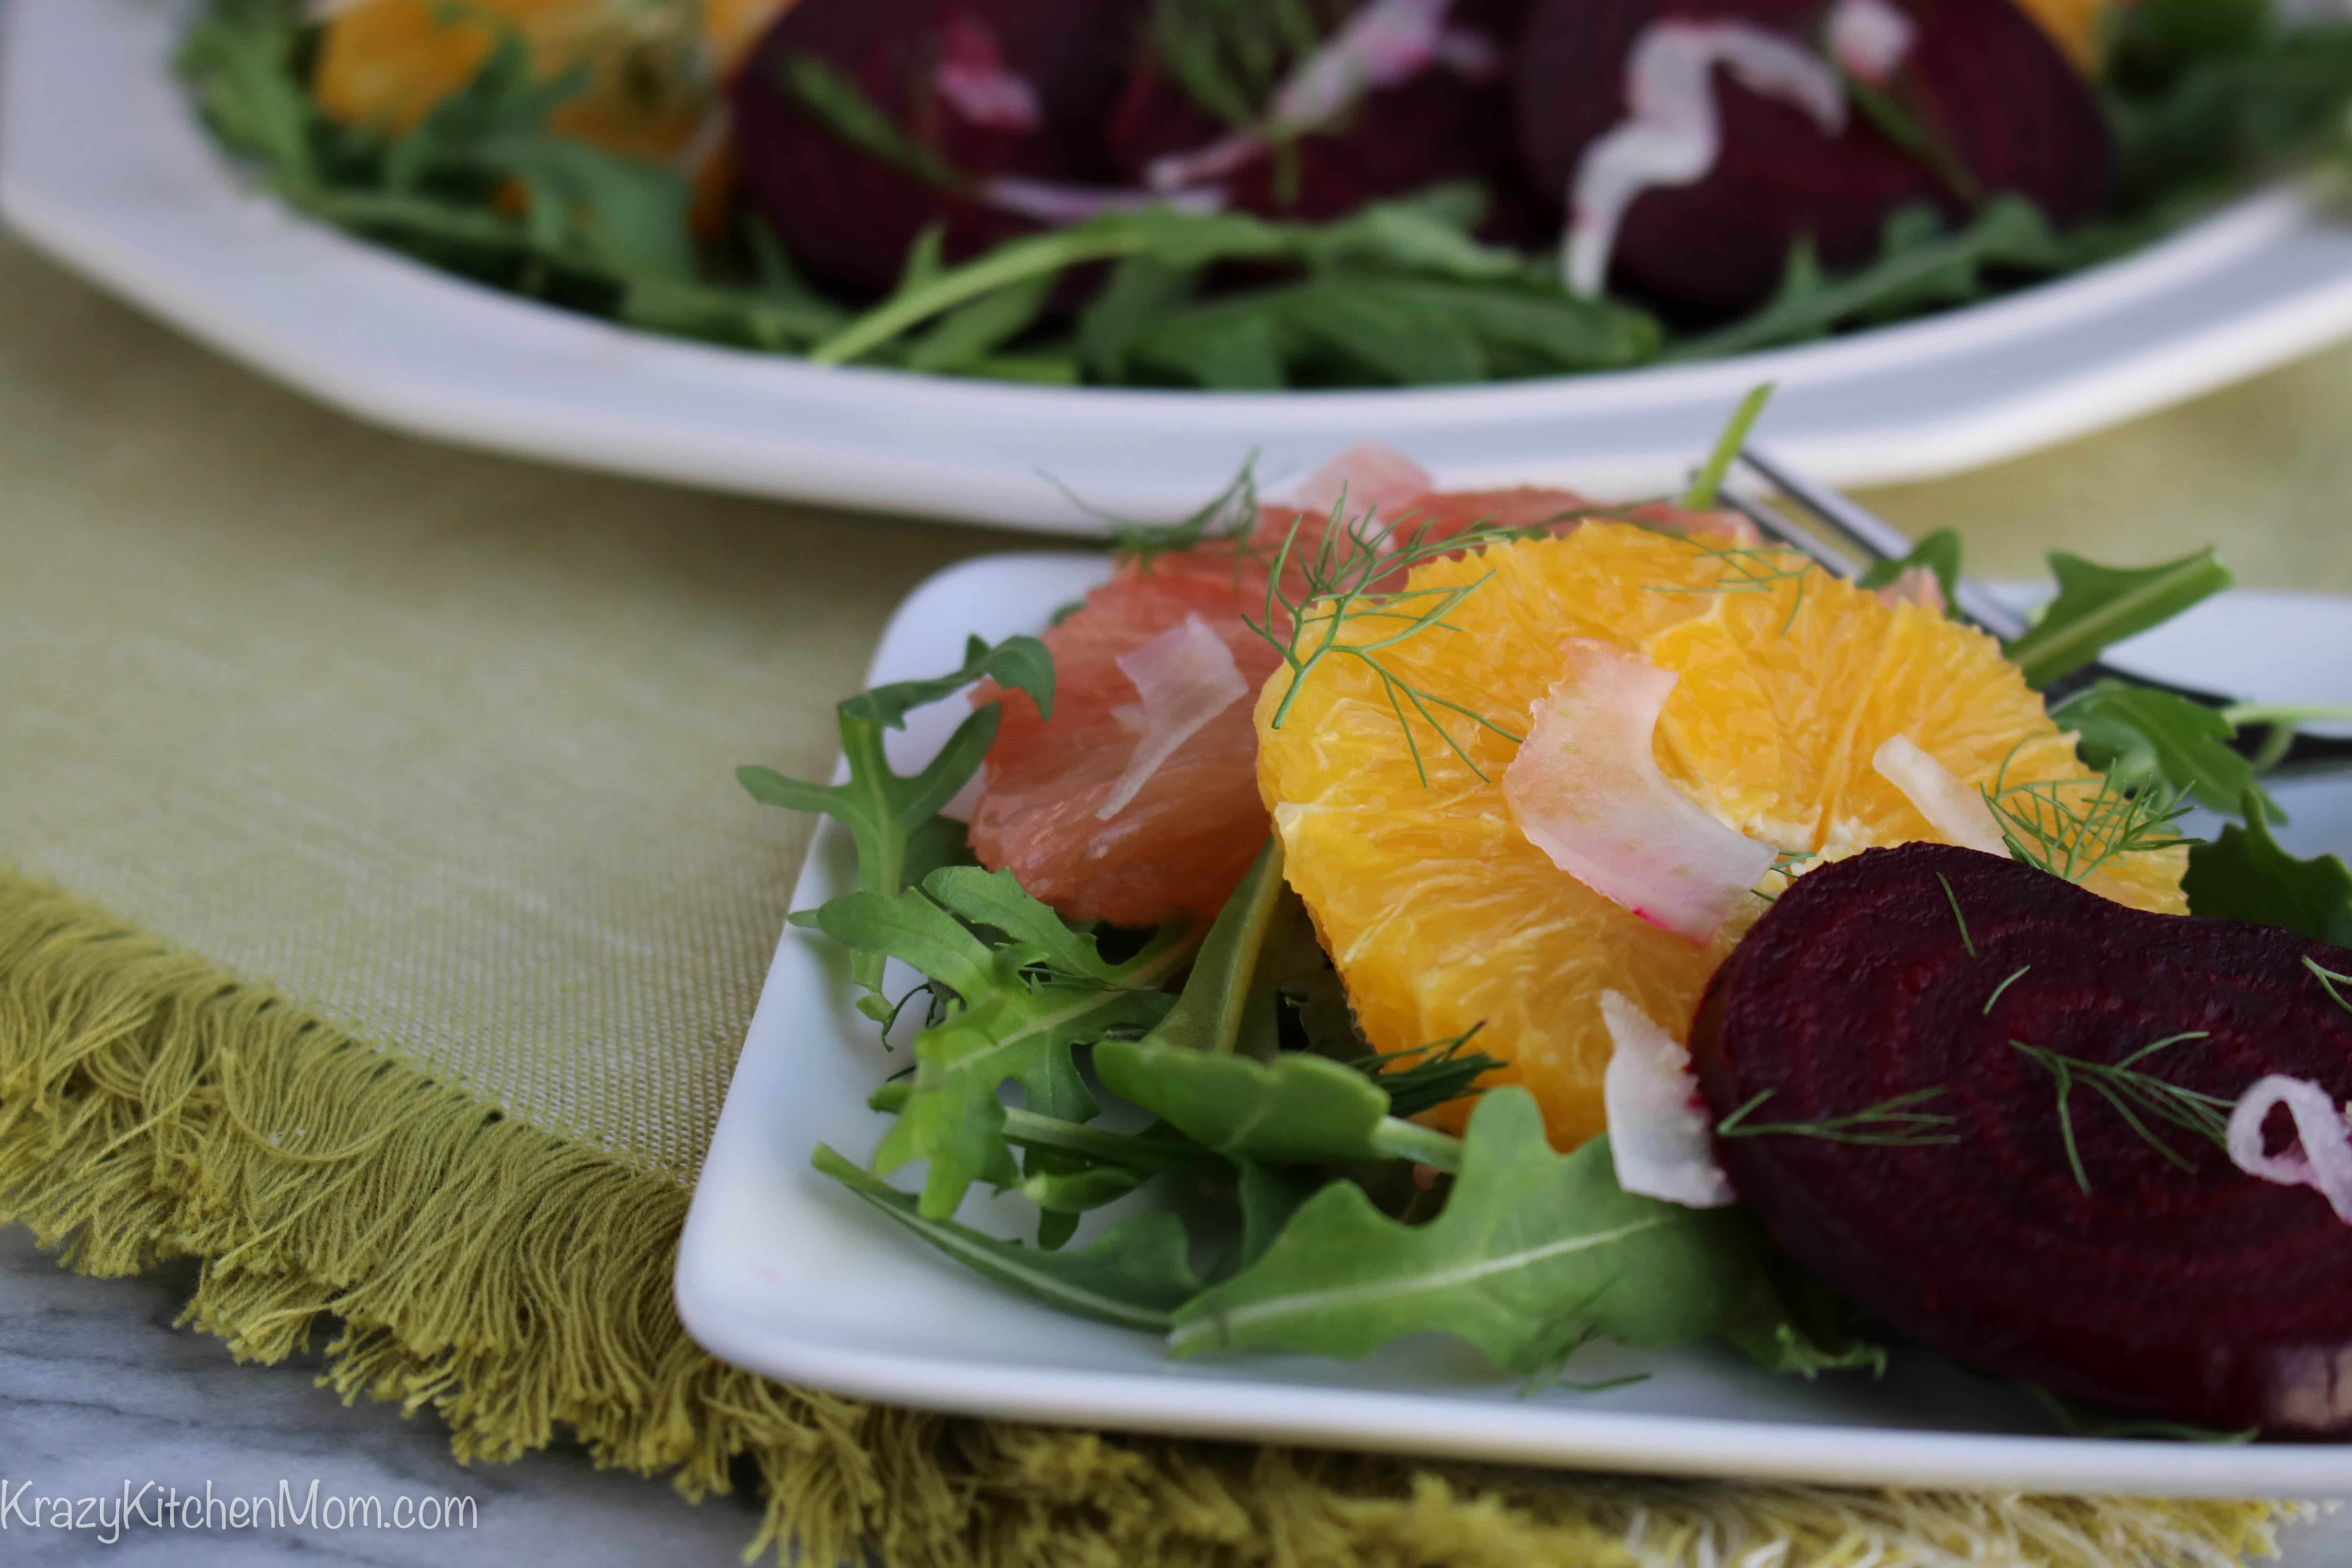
[1736,446,2032,642]
[1713,488,1871,581]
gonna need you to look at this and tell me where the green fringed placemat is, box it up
[4,238,2348,1565]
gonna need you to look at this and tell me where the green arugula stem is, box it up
[813,230,1149,365]
[866,1079,1215,1173]
[1682,383,1773,510]
[1368,1117,1465,1174]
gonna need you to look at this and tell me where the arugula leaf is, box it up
[1167,1090,1755,1370]
[1720,1247,1889,1379]
[740,634,1053,1016]
[1130,838,1296,1060]
[2025,1383,2256,1444]
[780,55,965,190]
[1094,1038,1463,1171]
[1668,198,2063,361]
[2184,791,2352,945]
[813,1145,1201,1330]
[1076,257,1201,382]
[837,879,1192,1216]
[1856,528,1964,617]
[2053,681,2277,818]
[178,0,317,187]
[2001,548,2233,689]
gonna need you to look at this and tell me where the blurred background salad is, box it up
[187,0,2352,390]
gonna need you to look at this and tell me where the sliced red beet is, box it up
[1515,0,2113,316]
[1103,0,1551,245]
[1690,843,2352,1435]
[731,0,1149,296]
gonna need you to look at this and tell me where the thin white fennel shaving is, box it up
[934,14,1043,131]
[1871,734,2009,857]
[1601,990,1736,1208]
[1564,21,1846,297]
[2229,1076,2352,1224]
[1096,614,1249,822]
[1286,443,1435,532]
[1827,0,1919,86]
[1503,639,1778,943]
[1147,0,1465,191]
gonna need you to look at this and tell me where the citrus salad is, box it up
[744,414,2352,1435]
[188,0,2352,389]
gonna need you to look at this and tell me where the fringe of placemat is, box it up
[0,868,2317,1568]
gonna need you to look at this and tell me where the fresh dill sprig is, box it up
[1980,745,2194,884]
[1245,498,1548,785]
[2008,1031,2233,1194]
[1982,964,2031,1015]
[1353,1024,1506,1120]
[1936,872,1976,957]
[1716,1087,1959,1147]
[1046,456,1264,575]
[1644,537,1816,633]
[2309,956,2352,1018]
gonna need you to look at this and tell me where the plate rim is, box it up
[677,549,2352,1499]
[15,0,2352,527]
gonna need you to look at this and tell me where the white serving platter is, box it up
[15,0,2352,531]
[676,548,2352,1497]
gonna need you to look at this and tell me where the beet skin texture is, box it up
[733,0,1149,296]
[1515,0,2113,316]
[1691,843,2352,1436]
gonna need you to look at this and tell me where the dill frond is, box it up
[2008,1032,2233,1194]
[1643,537,1816,633]
[1980,744,2194,885]
[2309,956,2352,1018]
[1982,964,2031,1016]
[1353,1024,1505,1119]
[1245,495,1553,784]
[1716,1087,1959,1147]
[1936,872,1976,957]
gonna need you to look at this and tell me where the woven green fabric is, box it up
[0,237,2341,1564]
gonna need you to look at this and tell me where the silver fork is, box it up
[1713,446,2352,771]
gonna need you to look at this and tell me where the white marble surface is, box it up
[2,1223,2347,1564]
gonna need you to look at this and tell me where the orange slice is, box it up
[1255,525,2187,1149]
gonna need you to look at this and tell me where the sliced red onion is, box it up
[1827,0,1919,87]
[2229,1076,2352,1225]
[1503,639,1779,943]
[1095,613,1251,822]
[1147,0,1466,192]
[934,14,1044,133]
[1601,989,1737,1207]
[1285,443,1437,531]
[1564,21,1846,297]
[1871,734,2009,858]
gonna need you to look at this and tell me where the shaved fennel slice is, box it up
[1828,0,1918,85]
[1871,735,2010,857]
[1601,989,1736,1208]
[2230,1076,2352,1224]
[1564,22,1846,296]
[1870,564,1946,614]
[1503,640,1777,942]
[1287,443,1437,531]
[1096,615,1249,822]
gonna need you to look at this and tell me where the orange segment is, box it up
[1255,526,2187,1150]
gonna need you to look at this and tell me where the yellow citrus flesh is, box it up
[1254,526,2188,1150]
[314,0,789,155]
[2013,0,2104,72]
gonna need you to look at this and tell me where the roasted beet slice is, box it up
[1515,0,2112,315]
[1103,0,1550,243]
[732,0,1149,296]
[1691,844,2352,1435]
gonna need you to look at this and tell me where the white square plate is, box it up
[15,0,2352,524]
[677,551,2352,1497]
